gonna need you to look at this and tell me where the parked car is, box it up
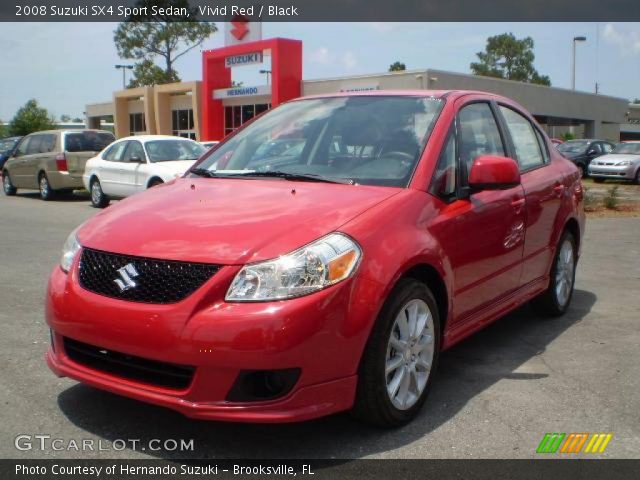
[2,130,115,200]
[46,91,584,426]
[0,136,22,170]
[556,139,614,177]
[588,141,640,183]
[84,135,206,208]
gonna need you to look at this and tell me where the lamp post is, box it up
[115,64,134,89]
[259,69,271,85]
[572,36,587,90]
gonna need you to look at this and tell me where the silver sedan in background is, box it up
[588,141,640,184]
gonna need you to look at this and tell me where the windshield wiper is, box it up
[229,171,354,185]
[190,168,220,178]
[189,168,354,184]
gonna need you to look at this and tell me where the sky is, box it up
[1,22,639,121]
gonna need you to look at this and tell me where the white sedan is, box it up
[83,135,206,208]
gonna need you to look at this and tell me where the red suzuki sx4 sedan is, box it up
[46,91,585,426]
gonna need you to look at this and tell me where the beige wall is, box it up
[113,86,156,138]
[153,81,202,140]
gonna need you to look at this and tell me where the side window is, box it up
[39,134,56,153]
[458,102,505,180]
[14,137,31,157]
[122,141,145,162]
[26,135,43,155]
[103,141,128,162]
[499,106,545,170]
[430,131,457,199]
[590,143,602,154]
[602,142,613,153]
[534,128,549,163]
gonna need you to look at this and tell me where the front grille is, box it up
[63,337,195,390]
[79,248,220,304]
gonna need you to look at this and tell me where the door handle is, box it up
[553,184,565,197]
[511,198,526,214]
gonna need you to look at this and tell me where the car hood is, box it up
[152,160,197,176]
[78,178,399,264]
[591,154,640,164]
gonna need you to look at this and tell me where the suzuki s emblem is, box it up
[114,263,139,292]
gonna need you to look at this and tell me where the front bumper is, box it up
[588,164,636,180]
[45,256,376,422]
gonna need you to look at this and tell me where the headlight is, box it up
[60,228,82,273]
[616,160,632,166]
[226,233,362,302]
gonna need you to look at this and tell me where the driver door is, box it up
[436,100,526,326]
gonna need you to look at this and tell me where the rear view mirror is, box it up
[468,155,520,191]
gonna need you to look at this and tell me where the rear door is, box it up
[98,140,128,196]
[439,99,526,323]
[64,131,115,179]
[496,104,561,286]
[118,140,148,197]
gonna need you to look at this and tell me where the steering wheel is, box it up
[381,151,414,163]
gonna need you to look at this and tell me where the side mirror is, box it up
[129,155,144,163]
[468,155,520,191]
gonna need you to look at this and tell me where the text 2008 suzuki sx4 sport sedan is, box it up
[46,91,585,426]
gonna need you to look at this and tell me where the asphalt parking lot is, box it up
[0,191,638,460]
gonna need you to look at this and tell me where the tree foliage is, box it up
[8,99,56,136]
[471,33,551,86]
[114,0,216,87]
[389,61,406,72]
[127,59,181,87]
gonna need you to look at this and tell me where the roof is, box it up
[294,89,509,101]
[116,135,197,142]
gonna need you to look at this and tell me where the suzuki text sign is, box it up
[225,52,263,68]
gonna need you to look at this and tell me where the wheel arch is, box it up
[400,263,450,336]
[147,176,164,188]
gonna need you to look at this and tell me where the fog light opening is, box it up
[226,368,301,402]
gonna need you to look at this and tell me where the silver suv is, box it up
[2,130,114,200]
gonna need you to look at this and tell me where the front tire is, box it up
[3,171,17,196]
[353,278,440,427]
[531,231,577,317]
[634,168,640,185]
[90,178,109,208]
[39,173,55,201]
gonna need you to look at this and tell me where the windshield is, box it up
[145,139,205,162]
[64,131,114,152]
[557,140,589,154]
[194,96,444,187]
[612,143,640,155]
[0,138,19,155]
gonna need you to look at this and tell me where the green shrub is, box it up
[603,186,619,210]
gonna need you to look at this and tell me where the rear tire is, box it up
[531,231,577,317]
[90,178,109,208]
[3,171,17,196]
[38,173,55,201]
[352,278,440,427]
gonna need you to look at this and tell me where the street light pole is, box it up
[572,36,587,90]
[115,64,134,89]
[259,69,271,85]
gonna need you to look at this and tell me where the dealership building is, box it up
[85,29,638,143]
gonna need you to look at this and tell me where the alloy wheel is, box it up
[91,181,101,204]
[40,175,50,198]
[555,239,575,308]
[385,298,435,410]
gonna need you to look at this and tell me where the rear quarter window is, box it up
[65,132,115,152]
